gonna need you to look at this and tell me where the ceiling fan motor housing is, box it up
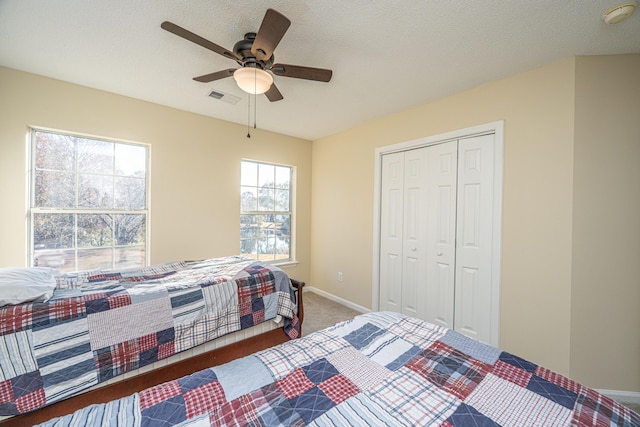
[234,32,274,69]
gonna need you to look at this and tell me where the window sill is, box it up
[269,260,299,269]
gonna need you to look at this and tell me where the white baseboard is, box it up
[304,286,371,314]
[596,389,640,405]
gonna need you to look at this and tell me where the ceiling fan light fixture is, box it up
[233,68,273,94]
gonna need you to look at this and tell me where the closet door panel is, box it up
[402,148,429,318]
[425,141,458,328]
[379,152,404,312]
[454,134,495,343]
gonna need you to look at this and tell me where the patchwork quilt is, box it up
[37,311,639,427]
[0,256,299,416]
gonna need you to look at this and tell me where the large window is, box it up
[240,160,292,263]
[29,129,149,272]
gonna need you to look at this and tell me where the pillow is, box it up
[0,267,58,307]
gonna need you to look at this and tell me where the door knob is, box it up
[437,251,443,256]
[411,247,417,251]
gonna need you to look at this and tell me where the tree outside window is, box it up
[30,129,149,272]
[240,161,292,262]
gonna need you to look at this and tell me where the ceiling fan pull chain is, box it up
[254,72,258,129]
[246,92,251,138]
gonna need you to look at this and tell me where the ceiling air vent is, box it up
[208,89,241,105]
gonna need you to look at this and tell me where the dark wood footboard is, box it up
[0,279,306,427]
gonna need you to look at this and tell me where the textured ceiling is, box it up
[1,0,639,140]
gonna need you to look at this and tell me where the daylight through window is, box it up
[240,160,292,263]
[30,129,149,272]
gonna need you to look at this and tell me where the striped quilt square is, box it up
[0,331,37,381]
[174,306,240,353]
[0,304,32,336]
[200,279,237,315]
[169,287,206,324]
[465,373,572,426]
[236,267,276,303]
[406,341,491,401]
[367,368,459,426]
[36,394,141,427]
[309,393,399,427]
[361,334,417,369]
[32,317,97,402]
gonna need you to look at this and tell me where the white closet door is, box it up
[454,134,495,343]
[379,152,405,312]
[424,141,458,329]
[401,148,429,318]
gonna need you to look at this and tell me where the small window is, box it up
[240,160,293,263]
[29,129,149,272]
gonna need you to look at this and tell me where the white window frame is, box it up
[240,159,296,266]
[28,127,150,272]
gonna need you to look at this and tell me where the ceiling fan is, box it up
[161,9,333,102]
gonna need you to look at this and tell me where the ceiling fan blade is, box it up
[265,83,284,102]
[251,9,291,62]
[271,63,332,82]
[193,68,237,83]
[161,21,240,62]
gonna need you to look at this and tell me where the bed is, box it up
[13,311,639,426]
[0,256,303,425]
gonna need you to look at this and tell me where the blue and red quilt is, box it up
[0,256,298,416]
[37,311,639,426]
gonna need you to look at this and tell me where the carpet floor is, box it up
[301,291,361,336]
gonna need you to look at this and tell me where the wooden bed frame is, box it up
[0,280,305,427]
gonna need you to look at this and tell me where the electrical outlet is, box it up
[338,272,343,282]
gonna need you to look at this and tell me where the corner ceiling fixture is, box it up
[233,67,273,94]
[603,1,638,24]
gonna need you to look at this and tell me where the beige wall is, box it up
[311,55,639,392]
[0,66,312,283]
[311,57,577,375]
[570,55,640,391]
